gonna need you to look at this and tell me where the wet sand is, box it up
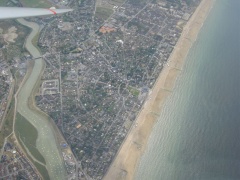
[104,0,215,179]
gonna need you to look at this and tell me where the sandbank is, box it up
[104,0,215,179]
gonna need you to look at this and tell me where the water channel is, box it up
[16,18,66,180]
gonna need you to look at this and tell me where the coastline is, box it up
[104,0,215,179]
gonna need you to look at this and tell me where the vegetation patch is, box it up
[110,0,125,5]
[0,0,8,6]
[0,20,30,65]
[128,0,149,5]
[0,99,14,149]
[96,7,114,20]
[127,19,150,35]
[34,163,50,180]
[15,113,50,179]
[20,0,52,8]
[16,133,50,180]
[128,86,140,97]
[15,113,46,165]
[31,31,42,52]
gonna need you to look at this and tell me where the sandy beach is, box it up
[104,0,215,179]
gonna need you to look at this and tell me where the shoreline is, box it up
[104,0,215,179]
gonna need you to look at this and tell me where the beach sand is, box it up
[104,0,215,179]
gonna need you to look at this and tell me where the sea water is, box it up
[135,0,240,179]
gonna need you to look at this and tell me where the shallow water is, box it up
[135,0,240,179]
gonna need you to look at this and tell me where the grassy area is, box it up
[0,20,30,48]
[128,0,149,5]
[15,113,50,179]
[0,20,30,64]
[0,99,15,149]
[96,7,114,20]
[0,0,8,6]
[31,31,42,52]
[16,135,50,180]
[110,0,125,4]
[128,86,140,97]
[20,0,52,8]
[15,113,46,165]
[34,162,50,180]
[32,32,39,47]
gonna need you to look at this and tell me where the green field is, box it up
[110,0,125,4]
[0,0,8,6]
[96,7,114,20]
[15,113,46,164]
[128,86,140,97]
[20,0,52,8]
[0,99,14,149]
[34,163,50,180]
[15,113,50,179]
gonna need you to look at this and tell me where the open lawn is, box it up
[34,162,50,180]
[0,0,8,6]
[0,99,14,149]
[110,0,125,4]
[20,0,52,8]
[128,86,140,97]
[96,7,114,20]
[15,113,50,179]
[15,113,46,165]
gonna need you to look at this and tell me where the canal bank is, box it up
[15,18,66,180]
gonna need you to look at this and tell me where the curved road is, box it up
[16,18,66,180]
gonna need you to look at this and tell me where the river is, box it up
[16,19,66,180]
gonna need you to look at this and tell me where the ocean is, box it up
[135,0,240,179]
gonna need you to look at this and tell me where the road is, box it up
[16,18,66,180]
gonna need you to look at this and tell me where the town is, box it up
[36,0,200,179]
[0,0,201,179]
[0,136,41,179]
